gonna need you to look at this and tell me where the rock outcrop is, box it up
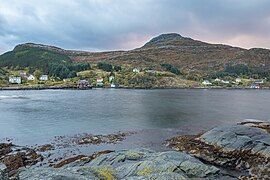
[0,143,42,178]
[167,120,270,179]
[19,149,222,179]
[0,163,8,180]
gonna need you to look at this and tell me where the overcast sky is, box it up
[0,0,270,54]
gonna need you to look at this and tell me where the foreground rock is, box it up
[167,120,270,179]
[0,143,42,178]
[19,149,223,179]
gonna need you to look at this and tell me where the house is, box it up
[132,68,140,73]
[221,80,230,84]
[110,83,116,88]
[77,80,91,89]
[96,77,104,87]
[202,80,212,86]
[109,76,114,83]
[235,78,242,83]
[250,83,260,89]
[27,75,35,81]
[9,76,21,84]
[146,70,156,73]
[254,80,264,84]
[39,75,48,81]
[214,78,221,82]
[19,71,28,79]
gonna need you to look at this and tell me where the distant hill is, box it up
[1,33,270,77]
[0,43,71,72]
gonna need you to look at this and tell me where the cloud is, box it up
[0,0,270,54]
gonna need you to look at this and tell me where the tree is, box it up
[34,70,42,79]
[114,65,122,71]
[97,62,113,72]
[161,63,181,75]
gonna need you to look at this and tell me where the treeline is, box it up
[0,47,71,72]
[210,64,270,79]
[97,62,122,72]
[161,63,181,75]
[48,62,90,79]
[0,46,92,79]
[0,68,6,76]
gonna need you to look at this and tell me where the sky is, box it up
[0,0,270,54]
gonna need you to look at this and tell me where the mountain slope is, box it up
[1,33,270,76]
[67,33,270,75]
[0,44,71,72]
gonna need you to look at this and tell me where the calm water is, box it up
[0,89,270,145]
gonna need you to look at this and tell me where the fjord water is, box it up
[0,89,269,145]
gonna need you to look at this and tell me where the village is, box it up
[202,78,266,89]
[5,67,161,89]
[3,64,269,90]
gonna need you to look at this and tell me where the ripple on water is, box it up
[0,95,29,100]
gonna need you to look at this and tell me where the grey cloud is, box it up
[0,0,270,54]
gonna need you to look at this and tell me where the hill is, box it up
[1,33,270,80]
[64,33,270,76]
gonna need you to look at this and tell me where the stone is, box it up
[167,121,270,179]
[19,167,96,180]
[19,149,221,179]
[0,163,8,180]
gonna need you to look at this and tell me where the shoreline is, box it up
[1,120,269,179]
[0,85,269,91]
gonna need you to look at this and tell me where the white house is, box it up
[214,78,221,82]
[235,78,242,83]
[110,83,116,88]
[27,75,35,81]
[96,77,104,87]
[132,68,140,73]
[9,77,21,84]
[254,79,264,84]
[109,76,114,83]
[221,80,230,84]
[39,75,48,81]
[202,80,212,86]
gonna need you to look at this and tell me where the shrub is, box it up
[161,63,181,75]
[114,65,122,71]
[97,62,113,72]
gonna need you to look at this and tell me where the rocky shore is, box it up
[167,120,270,179]
[0,120,269,179]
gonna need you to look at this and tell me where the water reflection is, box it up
[0,89,269,145]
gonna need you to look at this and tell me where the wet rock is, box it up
[53,155,88,168]
[19,149,221,179]
[36,144,54,152]
[89,149,220,179]
[53,131,136,148]
[0,143,43,178]
[75,132,133,145]
[167,121,270,179]
[53,150,114,168]
[0,143,12,157]
[0,163,8,180]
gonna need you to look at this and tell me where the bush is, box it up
[114,65,122,71]
[161,63,181,75]
[97,62,113,72]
